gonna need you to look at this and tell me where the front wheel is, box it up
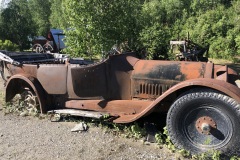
[167,90,240,156]
[20,88,40,116]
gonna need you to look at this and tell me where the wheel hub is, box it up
[196,116,217,135]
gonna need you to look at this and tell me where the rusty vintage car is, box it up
[0,50,240,156]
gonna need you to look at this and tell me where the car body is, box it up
[0,50,240,156]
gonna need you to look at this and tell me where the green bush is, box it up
[0,40,19,51]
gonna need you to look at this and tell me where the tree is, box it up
[139,0,183,59]
[190,0,232,15]
[180,4,238,59]
[50,0,68,29]
[28,0,51,36]
[62,0,142,58]
[0,0,36,50]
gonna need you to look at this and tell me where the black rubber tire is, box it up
[166,89,240,156]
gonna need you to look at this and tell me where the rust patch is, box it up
[65,100,152,116]
[195,116,217,135]
[132,60,206,99]
[204,62,213,78]
[180,62,205,80]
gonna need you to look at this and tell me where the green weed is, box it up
[191,150,221,160]
[2,94,39,117]
[230,156,240,160]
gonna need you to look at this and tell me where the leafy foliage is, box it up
[62,0,142,58]
[139,25,170,59]
[50,0,68,29]
[180,4,238,59]
[0,0,36,51]
[3,94,39,117]
[28,0,51,36]
[0,40,19,51]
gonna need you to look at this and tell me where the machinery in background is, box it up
[32,29,66,53]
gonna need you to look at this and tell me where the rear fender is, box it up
[114,78,240,123]
[5,74,47,113]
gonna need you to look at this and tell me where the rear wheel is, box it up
[167,90,240,156]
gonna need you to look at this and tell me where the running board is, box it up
[48,109,111,119]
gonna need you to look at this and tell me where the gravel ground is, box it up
[0,78,181,160]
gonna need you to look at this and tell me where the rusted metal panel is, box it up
[37,64,68,94]
[8,64,68,94]
[67,53,137,100]
[5,64,38,78]
[133,60,205,80]
[107,54,135,100]
[65,99,152,116]
[70,61,108,97]
[131,60,205,99]
[203,62,213,78]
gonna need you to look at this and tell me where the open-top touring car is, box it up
[0,50,239,156]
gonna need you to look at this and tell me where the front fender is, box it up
[114,78,240,123]
[5,74,47,113]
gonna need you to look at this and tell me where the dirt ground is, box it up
[0,78,179,160]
